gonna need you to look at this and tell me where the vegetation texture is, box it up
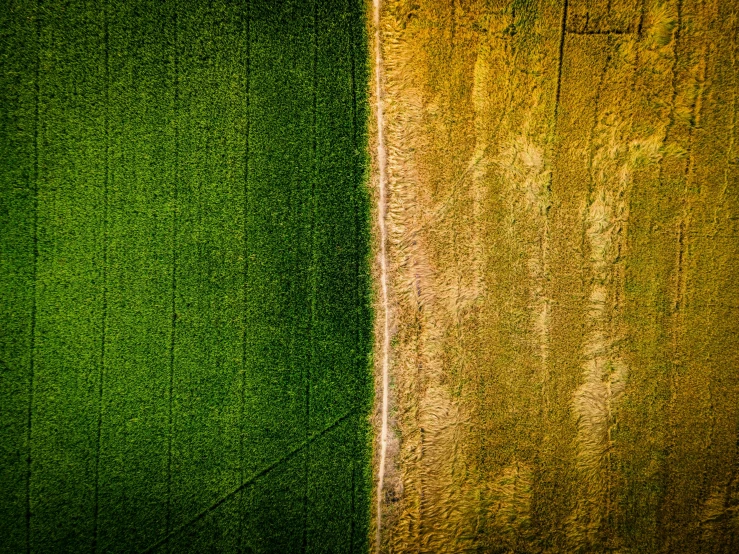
[372,0,739,552]
[0,0,372,552]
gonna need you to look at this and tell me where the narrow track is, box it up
[373,0,390,548]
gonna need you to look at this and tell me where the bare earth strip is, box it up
[371,1,739,552]
[373,0,392,547]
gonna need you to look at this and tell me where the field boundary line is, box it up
[238,1,251,552]
[166,0,180,540]
[348,0,361,548]
[303,2,320,551]
[92,1,111,550]
[554,0,569,124]
[657,2,684,543]
[26,1,43,551]
[567,29,633,35]
[138,410,358,553]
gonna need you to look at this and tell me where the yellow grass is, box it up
[371,0,739,552]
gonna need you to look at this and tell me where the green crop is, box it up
[0,0,372,552]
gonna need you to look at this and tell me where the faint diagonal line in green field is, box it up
[139,409,357,554]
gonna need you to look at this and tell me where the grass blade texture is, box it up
[0,0,372,552]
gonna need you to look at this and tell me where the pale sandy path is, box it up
[373,0,390,548]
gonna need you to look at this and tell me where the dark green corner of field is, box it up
[0,0,373,552]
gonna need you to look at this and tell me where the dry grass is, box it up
[371,0,739,552]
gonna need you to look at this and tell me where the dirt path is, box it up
[372,0,391,548]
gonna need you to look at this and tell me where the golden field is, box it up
[370,1,739,552]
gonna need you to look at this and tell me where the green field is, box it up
[0,0,372,552]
